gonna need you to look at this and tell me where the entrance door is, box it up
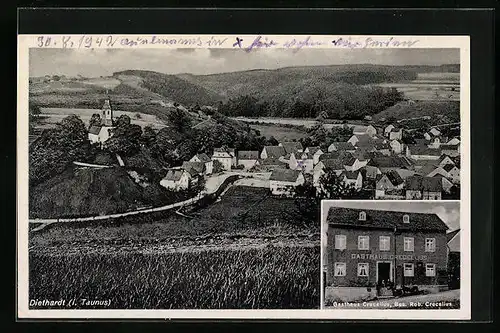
[377,262,391,285]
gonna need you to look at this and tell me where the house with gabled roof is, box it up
[442,164,460,183]
[313,159,345,187]
[260,145,286,160]
[384,124,395,137]
[341,171,363,189]
[325,206,449,299]
[189,153,213,175]
[432,174,454,193]
[375,170,405,199]
[390,139,405,154]
[353,125,377,137]
[440,144,460,157]
[289,151,314,174]
[389,127,403,141]
[159,169,191,191]
[304,146,324,165]
[327,142,356,153]
[405,176,443,200]
[347,134,373,146]
[269,169,305,196]
[212,147,236,171]
[237,151,260,169]
[406,145,442,160]
[447,137,460,146]
[437,155,455,167]
[279,141,304,154]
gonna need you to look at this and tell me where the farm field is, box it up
[38,107,168,129]
[29,246,320,309]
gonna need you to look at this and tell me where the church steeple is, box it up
[102,95,113,127]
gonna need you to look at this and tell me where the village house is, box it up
[260,145,286,160]
[304,146,324,165]
[428,137,442,149]
[437,155,455,167]
[325,207,449,302]
[189,153,213,175]
[257,157,288,171]
[212,147,236,171]
[237,151,260,169]
[424,127,442,140]
[442,164,460,183]
[388,127,403,141]
[319,151,351,162]
[373,141,392,156]
[446,137,460,146]
[88,99,115,146]
[289,152,314,174]
[182,161,206,179]
[341,171,363,189]
[348,134,373,147]
[375,170,405,199]
[313,159,345,188]
[366,156,412,174]
[406,145,442,160]
[390,139,405,155]
[432,174,455,194]
[327,142,356,153]
[352,125,377,137]
[440,144,460,157]
[159,169,191,191]
[405,176,443,200]
[269,169,305,197]
[384,124,395,137]
[279,141,304,155]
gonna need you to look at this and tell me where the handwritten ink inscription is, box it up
[34,35,419,50]
[332,37,419,49]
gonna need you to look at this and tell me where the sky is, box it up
[321,201,461,248]
[29,48,460,77]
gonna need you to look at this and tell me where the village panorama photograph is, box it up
[27,47,461,310]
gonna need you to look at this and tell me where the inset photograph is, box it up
[321,200,460,309]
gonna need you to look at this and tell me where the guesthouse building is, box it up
[325,207,449,301]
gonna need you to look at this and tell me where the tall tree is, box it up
[168,108,192,133]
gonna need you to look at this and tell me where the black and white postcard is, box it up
[17,34,470,319]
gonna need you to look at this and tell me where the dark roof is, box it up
[259,157,287,165]
[163,169,186,181]
[344,156,356,166]
[319,151,352,161]
[88,125,102,135]
[446,229,460,243]
[263,146,286,158]
[367,156,410,169]
[238,150,259,160]
[327,207,449,232]
[182,161,205,175]
[407,145,442,156]
[342,171,360,180]
[414,138,430,145]
[374,141,391,150]
[320,159,345,170]
[440,144,459,150]
[353,134,373,144]
[269,169,302,182]
[306,146,322,155]
[194,153,211,163]
[330,142,355,151]
[438,154,454,164]
[280,142,303,154]
[385,170,404,186]
[213,147,234,156]
[406,176,443,192]
[443,164,458,172]
[391,127,402,132]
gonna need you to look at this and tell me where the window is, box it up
[358,263,369,277]
[425,264,436,277]
[404,263,414,277]
[425,238,436,252]
[379,236,391,251]
[358,236,369,250]
[359,211,366,221]
[403,214,410,223]
[335,235,347,250]
[334,262,346,276]
[404,237,414,252]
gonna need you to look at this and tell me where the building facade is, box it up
[325,207,449,300]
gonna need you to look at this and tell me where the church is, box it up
[88,99,115,146]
